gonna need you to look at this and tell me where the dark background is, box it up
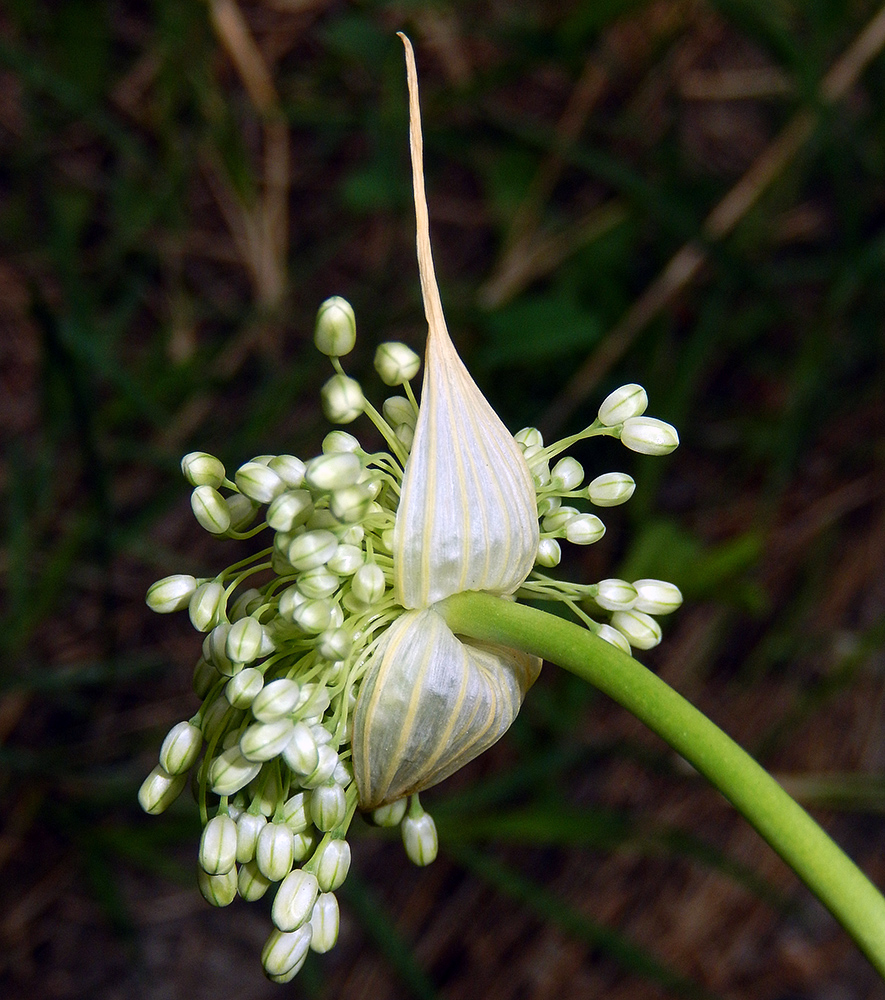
[2,1,885,998]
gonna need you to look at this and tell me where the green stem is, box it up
[437,591,885,978]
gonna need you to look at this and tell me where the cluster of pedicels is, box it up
[138,36,681,984]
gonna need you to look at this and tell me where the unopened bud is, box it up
[305,452,362,492]
[550,456,584,491]
[351,563,386,605]
[261,925,312,982]
[159,721,202,774]
[321,374,365,424]
[198,867,238,907]
[595,579,637,612]
[235,462,285,504]
[565,513,606,545]
[632,579,683,615]
[535,538,561,568]
[146,574,197,614]
[256,822,295,882]
[181,452,226,488]
[309,892,340,953]
[374,341,421,385]
[199,814,238,875]
[609,609,663,649]
[402,810,438,866]
[620,416,679,456]
[311,838,351,892]
[191,486,231,534]
[188,580,227,632]
[598,383,648,426]
[272,869,319,932]
[314,296,356,357]
[587,472,635,507]
[138,765,186,815]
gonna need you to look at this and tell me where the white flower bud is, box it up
[272,869,319,932]
[251,678,301,722]
[256,822,295,881]
[311,782,347,832]
[146,574,198,614]
[595,579,637,612]
[253,764,283,817]
[199,814,238,875]
[188,580,226,632]
[300,744,339,789]
[159,721,202,774]
[192,657,218,697]
[292,831,316,863]
[327,544,363,576]
[565,513,606,545]
[138,765,186,815]
[382,395,417,429]
[596,623,633,655]
[395,422,415,449]
[309,893,340,953]
[598,383,648,425]
[236,811,267,863]
[240,719,295,762]
[541,505,579,533]
[287,530,338,572]
[297,684,332,719]
[321,374,365,424]
[261,926,312,982]
[330,484,373,523]
[322,430,361,454]
[587,472,635,507]
[230,587,263,621]
[282,791,311,832]
[318,627,351,662]
[305,452,362,492]
[314,296,356,357]
[291,598,334,634]
[620,416,679,456]
[282,722,320,776]
[402,811,438,866]
[238,858,272,901]
[278,585,306,620]
[198,867,238,907]
[351,563,385,605]
[191,486,231,534]
[535,538,561,568]
[609,609,663,649]
[203,623,235,674]
[267,490,313,532]
[371,799,408,827]
[340,523,364,546]
[200,694,234,743]
[225,492,259,530]
[312,838,350,892]
[209,746,261,796]
[550,456,584,491]
[235,462,285,504]
[515,426,543,449]
[225,616,265,664]
[181,451,226,488]
[374,341,421,385]
[267,454,306,488]
[537,495,560,517]
[225,667,264,708]
[298,566,340,600]
[632,579,683,615]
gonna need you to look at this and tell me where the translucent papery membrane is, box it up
[352,607,541,809]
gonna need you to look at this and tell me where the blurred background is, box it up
[2,1,885,998]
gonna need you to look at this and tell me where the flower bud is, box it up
[138,765,186,815]
[291,598,334,635]
[188,580,227,632]
[240,719,295,762]
[314,296,356,357]
[609,609,663,650]
[256,822,295,882]
[309,892,340,953]
[550,456,584,492]
[297,566,340,600]
[541,505,579,533]
[312,838,351,892]
[225,616,265,664]
[235,462,285,504]
[282,722,320,775]
[535,538,561,568]
[191,486,231,534]
[268,454,306,488]
[199,814,238,875]
[330,484,373,523]
[230,587,263,621]
[587,472,635,507]
[203,623,236,674]
[198,867,238,907]
[305,452,362,492]
[159,721,202,774]
[323,430,361,454]
[282,791,311,832]
[261,926,312,982]
[515,426,543,449]
[537,495,560,517]
[300,744,339,789]
[351,563,386,605]
[402,811,438,866]
[565,513,606,545]
[632,579,683,615]
[224,667,264,708]
[192,657,218,697]
[238,858,272,901]
[620,416,679,456]
[371,799,408,827]
[596,623,632,655]
[225,492,259,531]
[321,374,365,424]
[181,451,225,488]
[267,490,313,532]
[146,574,198,614]
[374,341,421,385]
[311,782,347,832]
[272,869,319,932]
[382,396,417,429]
[252,678,301,722]
[209,746,261,796]
[288,530,338,572]
[595,579,637,612]
[236,811,267,863]
[327,544,363,575]
[318,627,351,662]
[598,383,648,425]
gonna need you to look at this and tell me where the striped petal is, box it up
[353,608,541,809]
[393,36,539,608]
